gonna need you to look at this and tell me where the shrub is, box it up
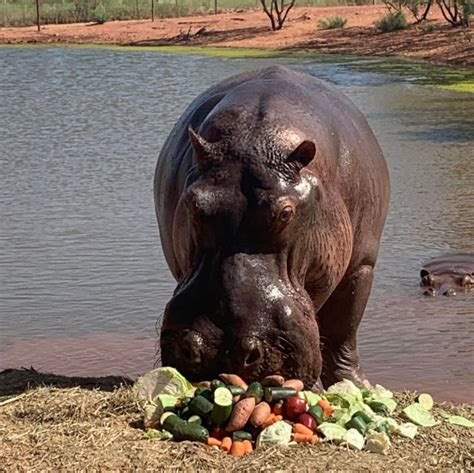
[318,15,348,29]
[375,11,408,32]
[91,3,108,24]
[418,20,439,32]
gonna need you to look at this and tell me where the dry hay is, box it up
[0,376,473,472]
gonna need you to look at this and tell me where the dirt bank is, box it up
[0,368,472,471]
[1,5,473,67]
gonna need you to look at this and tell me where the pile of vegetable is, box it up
[135,367,473,457]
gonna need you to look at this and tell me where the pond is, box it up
[0,47,472,402]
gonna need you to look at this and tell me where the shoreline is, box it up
[1,5,473,68]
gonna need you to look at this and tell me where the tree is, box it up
[436,0,471,26]
[260,0,297,31]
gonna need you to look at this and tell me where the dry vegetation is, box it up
[0,368,472,471]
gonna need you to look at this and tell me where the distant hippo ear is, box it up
[188,125,215,167]
[287,140,316,171]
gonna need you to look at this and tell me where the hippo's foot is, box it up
[320,344,368,389]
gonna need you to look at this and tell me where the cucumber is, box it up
[308,405,324,424]
[211,387,233,426]
[368,401,389,414]
[188,415,202,425]
[163,414,209,443]
[211,379,226,391]
[189,395,214,418]
[353,410,372,425]
[232,431,253,441]
[346,415,368,435]
[194,387,213,401]
[228,385,245,396]
[376,423,390,435]
[245,382,264,403]
[160,412,178,428]
[416,393,434,411]
[180,406,191,419]
[263,387,297,403]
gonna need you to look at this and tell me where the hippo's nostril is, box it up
[242,337,264,368]
[181,330,204,365]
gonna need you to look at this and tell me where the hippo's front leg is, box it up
[317,264,374,388]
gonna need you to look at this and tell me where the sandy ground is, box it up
[1,5,473,66]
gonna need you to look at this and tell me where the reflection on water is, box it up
[0,48,473,402]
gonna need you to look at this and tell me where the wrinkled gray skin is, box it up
[154,66,390,388]
[420,253,474,296]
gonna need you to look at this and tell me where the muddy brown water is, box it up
[0,48,473,402]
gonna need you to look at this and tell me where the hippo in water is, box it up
[154,66,390,388]
[420,253,474,296]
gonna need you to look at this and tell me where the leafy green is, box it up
[327,379,363,401]
[344,428,365,450]
[365,430,391,454]
[317,422,347,441]
[143,429,173,440]
[397,422,418,439]
[298,391,322,406]
[403,403,440,427]
[439,411,474,428]
[256,420,292,447]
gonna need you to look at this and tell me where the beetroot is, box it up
[283,396,307,420]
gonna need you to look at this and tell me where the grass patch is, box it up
[318,15,347,29]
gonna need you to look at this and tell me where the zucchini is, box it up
[264,387,297,403]
[189,395,214,418]
[211,379,226,391]
[228,385,245,396]
[307,405,324,424]
[163,414,209,443]
[211,387,233,426]
[245,382,264,403]
[160,412,179,428]
[180,406,191,419]
[232,431,253,441]
[188,415,202,425]
[194,387,213,401]
[368,401,389,414]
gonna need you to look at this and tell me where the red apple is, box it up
[283,396,307,420]
[298,413,317,432]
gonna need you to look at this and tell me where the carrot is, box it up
[293,433,319,444]
[249,401,271,427]
[219,373,248,390]
[225,397,256,432]
[282,379,304,391]
[208,437,222,447]
[317,399,334,417]
[261,413,276,428]
[273,403,283,416]
[220,436,232,452]
[242,439,253,454]
[230,440,246,457]
[293,423,314,436]
[274,415,283,422]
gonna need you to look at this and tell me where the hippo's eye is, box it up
[278,206,294,223]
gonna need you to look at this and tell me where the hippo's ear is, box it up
[287,140,316,171]
[188,125,214,167]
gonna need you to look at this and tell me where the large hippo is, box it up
[420,253,474,296]
[154,66,390,388]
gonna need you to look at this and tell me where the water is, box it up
[1,48,473,402]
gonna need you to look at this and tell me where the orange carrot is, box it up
[293,433,319,444]
[207,437,222,447]
[293,423,314,436]
[242,439,253,454]
[273,403,283,416]
[317,399,334,417]
[230,440,246,457]
[220,436,232,452]
[261,413,276,428]
[274,415,283,422]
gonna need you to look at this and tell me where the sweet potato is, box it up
[282,379,304,391]
[261,375,285,387]
[249,401,272,427]
[225,397,256,432]
[219,374,248,390]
